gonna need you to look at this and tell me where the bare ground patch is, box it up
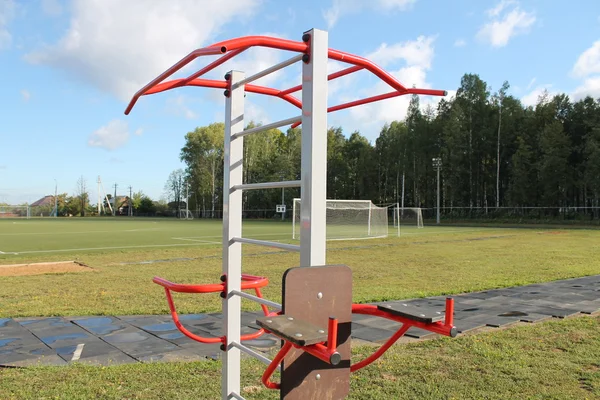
[0,261,93,277]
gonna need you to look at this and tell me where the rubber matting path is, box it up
[2,275,600,367]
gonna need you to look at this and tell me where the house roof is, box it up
[30,195,55,207]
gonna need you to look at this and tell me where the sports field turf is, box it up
[1,218,599,399]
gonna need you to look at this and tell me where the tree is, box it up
[74,176,88,217]
[180,123,224,217]
[539,121,572,206]
[164,169,185,216]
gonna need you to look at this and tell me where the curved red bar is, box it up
[153,276,224,293]
[349,300,456,372]
[124,33,447,127]
[210,35,308,55]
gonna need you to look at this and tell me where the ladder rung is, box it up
[233,180,300,191]
[231,341,278,369]
[232,116,301,139]
[233,237,300,252]
[229,290,282,310]
[232,54,303,89]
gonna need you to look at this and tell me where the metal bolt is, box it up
[318,329,325,334]
[315,374,321,380]
[266,320,272,323]
[295,333,303,338]
[317,292,323,299]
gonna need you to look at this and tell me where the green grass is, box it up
[2,219,600,399]
[1,315,599,399]
[1,219,599,318]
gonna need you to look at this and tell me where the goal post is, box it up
[392,205,424,231]
[293,198,389,240]
[178,209,194,220]
[0,205,30,219]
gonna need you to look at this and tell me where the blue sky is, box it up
[1,0,600,205]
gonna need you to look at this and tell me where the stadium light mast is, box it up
[54,179,58,218]
[432,157,442,225]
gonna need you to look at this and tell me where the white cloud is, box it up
[134,128,143,136]
[521,84,555,107]
[41,0,62,16]
[0,0,15,51]
[454,39,466,47]
[246,102,270,125]
[572,40,600,78]
[486,0,516,17]
[571,76,600,101]
[526,77,536,90]
[166,95,199,120]
[323,0,416,28]
[25,0,262,101]
[0,165,6,170]
[367,35,435,69]
[477,1,536,47]
[88,119,135,150]
[20,89,30,101]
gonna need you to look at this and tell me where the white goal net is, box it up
[178,210,194,220]
[392,207,424,230]
[292,198,389,240]
[0,205,30,218]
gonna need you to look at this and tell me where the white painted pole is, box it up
[222,70,245,400]
[367,202,372,236]
[300,28,328,267]
[292,199,296,240]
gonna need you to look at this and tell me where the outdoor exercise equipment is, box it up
[126,28,454,400]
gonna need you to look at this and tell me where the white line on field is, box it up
[0,228,162,236]
[172,237,221,244]
[71,343,85,361]
[399,228,494,236]
[8,242,220,255]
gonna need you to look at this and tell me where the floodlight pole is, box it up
[186,182,189,220]
[54,179,58,217]
[432,157,442,225]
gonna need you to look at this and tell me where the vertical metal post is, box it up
[292,199,296,239]
[437,167,440,225]
[281,187,285,221]
[396,202,400,237]
[367,202,372,236]
[432,157,442,225]
[222,70,245,399]
[300,28,328,267]
[54,179,58,217]
[185,183,189,219]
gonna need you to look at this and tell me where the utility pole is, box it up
[128,185,133,217]
[113,183,118,216]
[185,182,189,220]
[54,179,58,217]
[432,157,442,225]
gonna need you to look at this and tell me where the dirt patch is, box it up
[0,261,93,277]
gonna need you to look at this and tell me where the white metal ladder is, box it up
[221,28,329,399]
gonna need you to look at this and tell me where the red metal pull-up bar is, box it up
[124,35,446,119]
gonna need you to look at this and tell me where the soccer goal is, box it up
[178,210,194,220]
[0,205,30,219]
[391,205,424,231]
[292,198,389,240]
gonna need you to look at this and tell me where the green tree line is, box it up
[177,73,600,220]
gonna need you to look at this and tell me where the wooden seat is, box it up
[377,303,445,323]
[256,315,328,346]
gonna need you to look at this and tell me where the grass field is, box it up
[1,218,600,399]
